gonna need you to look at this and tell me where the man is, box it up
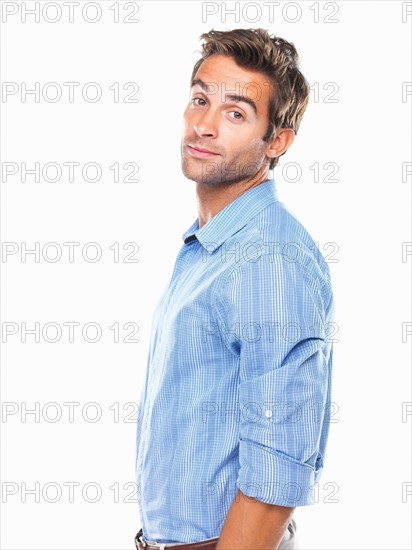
[135,28,334,550]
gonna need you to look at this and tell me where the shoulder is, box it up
[221,200,332,296]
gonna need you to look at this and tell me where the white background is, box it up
[1,1,411,549]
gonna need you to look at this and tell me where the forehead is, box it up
[192,54,271,111]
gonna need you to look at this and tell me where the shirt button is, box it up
[264,409,272,418]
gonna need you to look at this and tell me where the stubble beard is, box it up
[181,139,268,188]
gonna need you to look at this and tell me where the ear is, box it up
[265,128,295,159]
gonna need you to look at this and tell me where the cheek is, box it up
[182,109,195,133]
[248,135,267,153]
[229,133,265,155]
[182,106,189,123]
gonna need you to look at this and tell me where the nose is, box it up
[193,110,218,139]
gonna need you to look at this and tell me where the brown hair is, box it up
[190,28,310,169]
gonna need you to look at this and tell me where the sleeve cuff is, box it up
[236,438,323,507]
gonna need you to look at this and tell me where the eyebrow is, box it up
[191,78,258,115]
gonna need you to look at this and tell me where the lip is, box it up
[187,145,219,158]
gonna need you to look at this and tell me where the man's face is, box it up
[181,54,274,187]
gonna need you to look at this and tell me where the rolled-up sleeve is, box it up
[214,251,334,507]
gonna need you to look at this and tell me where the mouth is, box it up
[186,145,220,159]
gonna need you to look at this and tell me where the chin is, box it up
[181,166,199,183]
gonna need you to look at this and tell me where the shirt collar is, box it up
[181,178,278,254]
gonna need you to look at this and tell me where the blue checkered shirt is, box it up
[135,178,334,544]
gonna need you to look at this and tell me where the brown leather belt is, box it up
[135,528,219,550]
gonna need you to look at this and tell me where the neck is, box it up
[195,168,270,229]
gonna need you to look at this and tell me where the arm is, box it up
[216,489,295,550]
[214,251,333,525]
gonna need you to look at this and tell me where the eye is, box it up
[191,97,206,106]
[228,111,244,120]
